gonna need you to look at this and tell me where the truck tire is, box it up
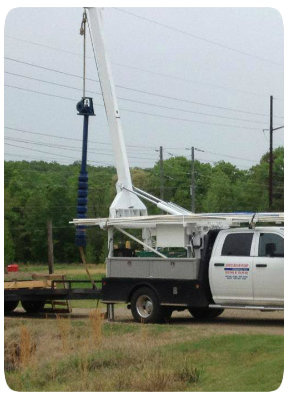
[131,287,163,323]
[4,300,19,314]
[21,300,45,313]
[189,307,224,320]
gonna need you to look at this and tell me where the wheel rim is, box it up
[136,295,153,318]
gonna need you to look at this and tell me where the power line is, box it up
[4,126,157,150]
[4,137,158,161]
[5,56,90,81]
[116,84,279,119]
[5,71,102,96]
[113,8,283,67]
[5,142,157,167]
[4,126,266,166]
[112,61,281,100]
[5,143,113,166]
[116,96,266,125]
[6,34,283,100]
[166,149,255,163]
[121,106,262,131]
[5,34,85,57]
[5,83,76,103]
[6,83,269,132]
[5,71,267,125]
[6,57,284,119]
[6,125,283,170]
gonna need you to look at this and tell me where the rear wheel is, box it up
[189,307,224,320]
[21,300,45,313]
[131,287,164,323]
[4,301,19,314]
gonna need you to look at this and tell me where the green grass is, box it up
[4,312,284,392]
[4,263,284,391]
[160,335,284,391]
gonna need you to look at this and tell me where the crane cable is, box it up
[80,9,87,97]
[78,9,96,289]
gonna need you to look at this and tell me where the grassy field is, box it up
[4,263,284,391]
[4,315,284,391]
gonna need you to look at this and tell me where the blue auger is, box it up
[75,97,95,247]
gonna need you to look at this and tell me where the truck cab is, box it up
[209,227,284,307]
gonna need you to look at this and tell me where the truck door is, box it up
[209,232,254,304]
[252,232,284,306]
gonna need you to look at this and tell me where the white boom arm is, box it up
[87,8,147,217]
[87,8,193,217]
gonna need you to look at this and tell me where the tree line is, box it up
[4,147,284,265]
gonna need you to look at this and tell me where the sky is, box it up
[4,7,284,170]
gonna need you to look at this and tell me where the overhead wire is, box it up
[5,57,284,120]
[6,34,284,100]
[5,126,283,167]
[5,143,113,166]
[4,137,159,161]
[5,83,273,132]
[5,71,270,126]
[113,7,283,67]
[5,27,283,169]
[4,126,157,150]
[5,34,285,101]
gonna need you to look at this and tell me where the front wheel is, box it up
[131,287,164,323]
[21,300,45,313]
[189,307,224,320]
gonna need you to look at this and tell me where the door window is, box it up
[258,233,284,258]
[221,233,253,256]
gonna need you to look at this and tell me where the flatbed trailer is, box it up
[4,279,109,316]
[4,280,103,303]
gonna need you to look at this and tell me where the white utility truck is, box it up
[73,213,284,322]
[72,8,284,323]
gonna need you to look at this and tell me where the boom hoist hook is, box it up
[75,9,96,286]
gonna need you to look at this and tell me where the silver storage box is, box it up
[106,257,200,280]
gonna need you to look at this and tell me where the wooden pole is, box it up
[191,146,195,213]
[47,219,54,274]
[159,146,164,200]
[269,95,273,210]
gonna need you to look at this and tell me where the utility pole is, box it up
[269,95,273,210]
[159,146,164,200]
[186,146,204,213]
[191,146,195,213]
[263,96,283,211]
[47,219,54,274]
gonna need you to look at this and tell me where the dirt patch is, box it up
[105,307,284,336]
[8,306,283,336]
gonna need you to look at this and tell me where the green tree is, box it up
[4,219,15,266]
[4,147,283,264]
